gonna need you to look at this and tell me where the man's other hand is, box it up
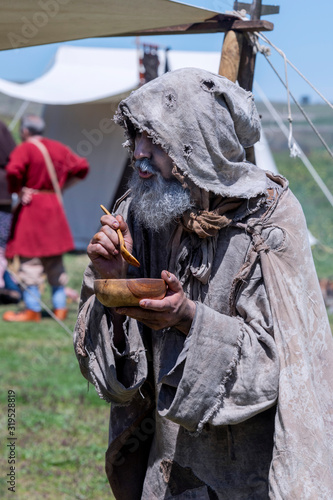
[115,270,196,335]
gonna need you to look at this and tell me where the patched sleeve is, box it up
[73,263,148,405]
[158,258,279,433]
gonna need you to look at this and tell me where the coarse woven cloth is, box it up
[115,67,267,199]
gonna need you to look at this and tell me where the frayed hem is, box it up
[194,324,245,434]
[86,350,112,403]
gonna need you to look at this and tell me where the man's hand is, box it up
[19,187,35,205]
[87,214,133,279]
[115,270,196,335]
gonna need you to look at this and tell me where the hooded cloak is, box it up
[115,67,267,199]
[75,68,333,499]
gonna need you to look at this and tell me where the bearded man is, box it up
[74,68,333,499]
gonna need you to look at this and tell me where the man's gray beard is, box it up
[128,164,192,232]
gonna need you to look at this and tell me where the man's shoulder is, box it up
[9,141,29,157]
[21,137,67,154]
[40,137,69,151]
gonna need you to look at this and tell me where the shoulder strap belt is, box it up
[28,137,63,206]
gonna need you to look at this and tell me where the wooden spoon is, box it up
[100,205,140,268]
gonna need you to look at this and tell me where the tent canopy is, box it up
[0,0,219,51]
[0,46,140,105]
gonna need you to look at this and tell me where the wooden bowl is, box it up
[94,278,167,308]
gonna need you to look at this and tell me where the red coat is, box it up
[5,138,89,258]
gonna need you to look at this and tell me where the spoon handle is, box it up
[100,204,140,268]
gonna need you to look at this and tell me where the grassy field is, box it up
[0,253,114,500]
[273,149,333,279]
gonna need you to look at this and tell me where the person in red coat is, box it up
[3,114,89,322]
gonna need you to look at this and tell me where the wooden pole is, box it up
[237,0,263,163]
[218,30,243,83]
[216,1,277,163]
[237,0,262,91]
[218,26,257,164]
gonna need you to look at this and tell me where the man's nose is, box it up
[134,134,152,160]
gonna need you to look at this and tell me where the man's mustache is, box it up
[134,158,156,175]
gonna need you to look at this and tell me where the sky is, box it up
[0,0,332,104]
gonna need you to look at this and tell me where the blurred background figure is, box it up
[0,119,22,305]
[3,114,89,322]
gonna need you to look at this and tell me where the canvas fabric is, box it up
[74,176,333,499]
[115,67,267,199]
[75,69,333,499]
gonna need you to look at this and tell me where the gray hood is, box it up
[115,67,267,199]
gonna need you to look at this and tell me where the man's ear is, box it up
[21,128,30,141]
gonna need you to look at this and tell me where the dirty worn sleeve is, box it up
[158,259,279,434]
[73,263,148,405]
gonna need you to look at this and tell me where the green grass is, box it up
[273,149,333,280]
[0,253,114,500]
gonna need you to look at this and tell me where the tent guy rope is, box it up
[254,33,333,161]
[257,32,333,110]
[254,81,333,209]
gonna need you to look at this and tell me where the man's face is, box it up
[128,131,192,232]
[134,131,174,180]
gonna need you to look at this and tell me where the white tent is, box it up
[0,46,140,105]
[0,45,223,105]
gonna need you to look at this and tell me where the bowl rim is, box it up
[94,278,166,283]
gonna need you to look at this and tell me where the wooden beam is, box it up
[116,16,273,37]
